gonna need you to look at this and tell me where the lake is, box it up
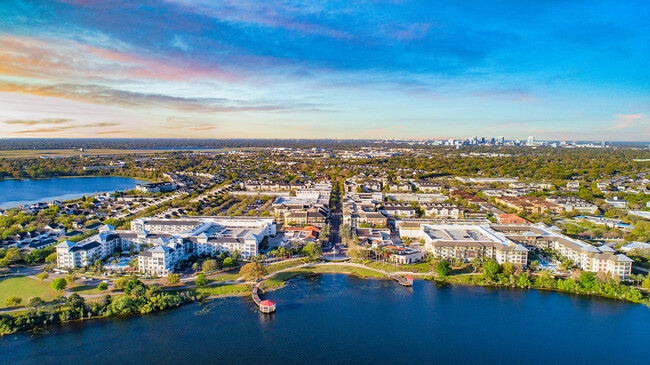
[0,176,147,209]
[1,274,648,365]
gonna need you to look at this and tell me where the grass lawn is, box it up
[196,284,250,296]
[309,265,385,278]
[211,272,241,282]
[0,277,59,307]
[365,261,433,273]
[70,284,106,296]
[266,260,304,274]
[263,270,309,289]
[262,265,386,289]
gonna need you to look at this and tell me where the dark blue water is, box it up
[1,274,648,365]
[0,177,146,208]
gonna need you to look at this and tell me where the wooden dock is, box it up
[251,286,262,306]
[251,285,276,313]
[390,274,414,287]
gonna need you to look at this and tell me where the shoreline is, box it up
[2,261,648,336]
[0,175,149,209]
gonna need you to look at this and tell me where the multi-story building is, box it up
[491,224,633,278]
[58,218,275,276]
[56,228,122,269]
[546,196,598,214]
[495,196,563,214]
[403,224,529,266]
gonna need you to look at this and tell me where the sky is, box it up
[0,0,649,141]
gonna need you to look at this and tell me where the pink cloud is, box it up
[608,113,648,130]
[0,34,241,83]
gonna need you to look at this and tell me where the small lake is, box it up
[1,274,648,365]
[0,176,147,209]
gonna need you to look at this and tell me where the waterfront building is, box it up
[57,217,275,276]
[398,222,633,277]
[412,224,528,266]
[491,224,633,278]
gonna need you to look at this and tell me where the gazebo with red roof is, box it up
[259,300,276,313]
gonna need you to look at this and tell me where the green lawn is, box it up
[70,284,106,296]
[262,265,386,289]
[196,284,250,296]
[309,265,385,278]
[266,260,304,274]
[365,261,433,273]
[211,273,242,282]
[0,277,59,307]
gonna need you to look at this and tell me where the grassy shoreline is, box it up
[3,261,648,336]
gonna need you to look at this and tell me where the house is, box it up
[495,196,563,214]
[379,203,417,218]
[546,196,598,214]
[421,203,462,219]
[386,245,424,264]
[566,181,580,191]
[135,182,178,193]
[604,198,627,209]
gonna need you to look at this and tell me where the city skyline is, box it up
[0,1,649,140]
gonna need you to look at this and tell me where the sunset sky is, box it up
[0,0,648,140]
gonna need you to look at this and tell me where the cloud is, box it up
[6,118,121,134]
[607,113,648,130]
[0,82,319,114]
[0,34,239,83]
[4,118,74,126]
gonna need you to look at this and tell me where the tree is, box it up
[483,259,501,281]
[470,257,483,272]
[202,259,218,273]
[36,272,49,282]
[339,223,352,244]
[28,297,45,309]
[302,243,322,261]
[97,282,108,291]
[45,252,57,263]
[436,260,452,277]
[114,277,129,290]
[501,262,515,277]
[4,296,22,307]
[50,278,67,291]
[4,247,21,263]
[642,275,650,290]
[528,260,540,271]
[222,257,237,268]
[192,262,200,273]
[124,279,146,298]
[195,273,208,287]
[239,262,267,281]
[66,293,85,309]
[347,246,367,261]
[65,274,77,286]
[166,273,181,286]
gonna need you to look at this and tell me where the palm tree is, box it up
[277,246,288,260]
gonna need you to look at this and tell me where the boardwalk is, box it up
[389,274,413,286]
[250,286,262,306]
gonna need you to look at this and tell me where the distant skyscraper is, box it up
[601,141,606,148]
[497,136,504,144]
[527,136,535,146]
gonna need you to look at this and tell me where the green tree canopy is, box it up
[436,260,452,277]
[483,259,501,281]
[50,278,67,291]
